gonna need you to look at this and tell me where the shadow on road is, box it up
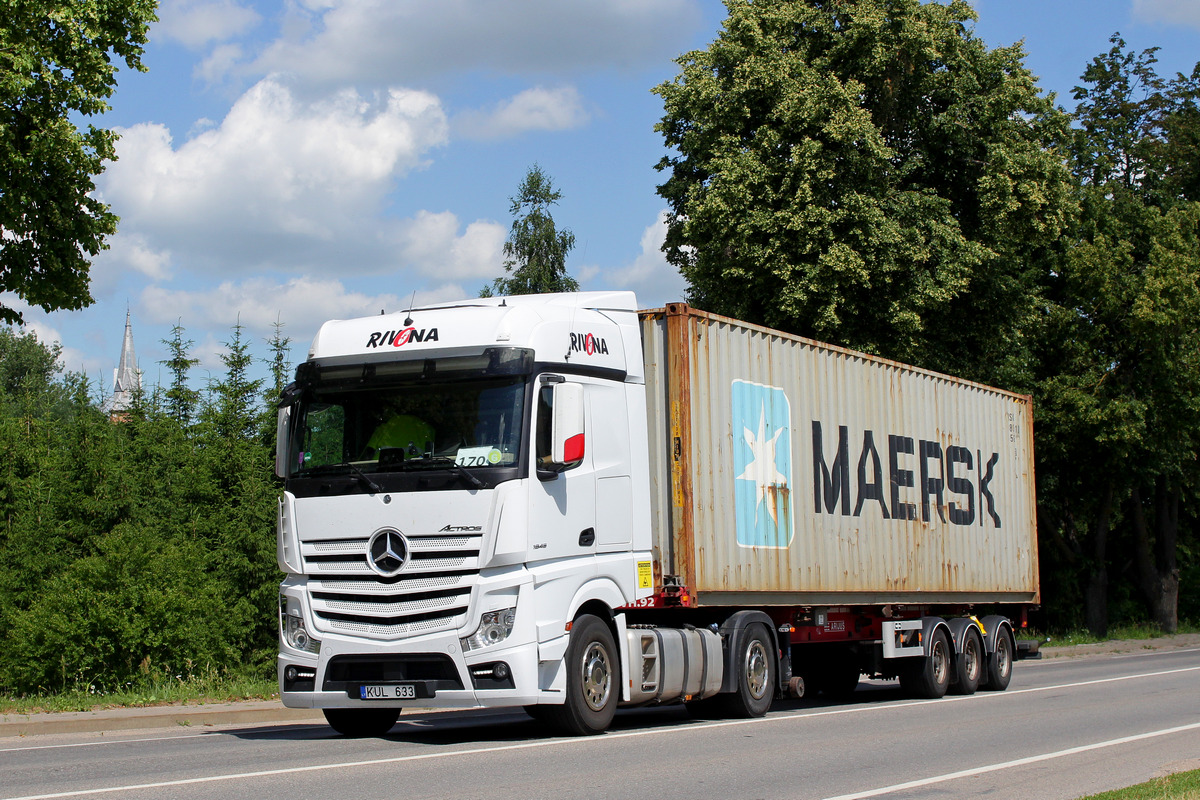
[221,682,909,746]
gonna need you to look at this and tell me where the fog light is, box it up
[460,607,517,652]
[493,662,510,681]
[285,665,298,682]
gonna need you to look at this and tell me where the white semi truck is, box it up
[276,291,1039,736]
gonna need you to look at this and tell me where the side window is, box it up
[535,385,554,468]
[302,403,346,468]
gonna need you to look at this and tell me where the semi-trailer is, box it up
[275,291,1038,736]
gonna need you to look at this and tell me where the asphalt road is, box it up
[2,646,1197,800]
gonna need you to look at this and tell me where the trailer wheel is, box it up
[720,623,775,717]
[545,614,619,735]
[950,628,983,695]
[901,629,951,699]
[982,628,1014,691]
[322,708,400,737]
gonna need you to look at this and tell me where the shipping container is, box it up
[642,303,1039,607]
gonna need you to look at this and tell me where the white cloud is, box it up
[88,233,173,297]
[253,0,704,86]
[1133,0,1200,29]
[196,43,245,84]
[455,87,590,140]
[581,211,687,307]
[141,277,405,333]
[157,0,261,49]
[391,212,506,280]
[100,78,449,273]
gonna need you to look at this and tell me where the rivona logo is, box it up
[366,327,440,348]
[569,332,609,356]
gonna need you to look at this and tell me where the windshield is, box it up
[288,374,526,483]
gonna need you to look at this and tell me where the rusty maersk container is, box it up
[641,304,1039,607]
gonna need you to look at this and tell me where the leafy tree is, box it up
[654,0,1074,386]
[1036,37,1200,634]
[0,326,64,404]
[0,0,158,325]
[482,165,579,297]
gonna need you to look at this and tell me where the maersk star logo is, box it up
[731,380,794,548]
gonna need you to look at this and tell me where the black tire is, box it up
[322,707,400,737]
[982,628,1014,691]
[950,628,983,695]
[901,629,951,699]
[719,623,775,717]
[544,614,619,735]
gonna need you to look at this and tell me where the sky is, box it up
[8,0,1200,396]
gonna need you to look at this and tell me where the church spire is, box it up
[107,309,141,416]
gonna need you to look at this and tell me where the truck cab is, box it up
[275,291,654,735]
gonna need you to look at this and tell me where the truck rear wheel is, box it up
[545,613,619,735]
[720,623,775,717]
[900,629,951,699]
[983,628,1014,691]
[322,708,400,737]
[950,628,983,695]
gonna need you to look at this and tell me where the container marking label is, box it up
[732,380,794,548]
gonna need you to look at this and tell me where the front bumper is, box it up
[278,630,543,710]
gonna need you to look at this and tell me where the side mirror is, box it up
[550,382,585,469]
[275,405,293,478]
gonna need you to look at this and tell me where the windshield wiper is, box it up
[392,455,485,489]
[301,461,385,493]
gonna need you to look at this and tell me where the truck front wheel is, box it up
[322,708,400,737]
[721,623,775,717]
[547,614,619,735]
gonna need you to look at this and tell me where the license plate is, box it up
[359,684,416,700]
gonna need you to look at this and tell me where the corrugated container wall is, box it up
[641,304,1039,607]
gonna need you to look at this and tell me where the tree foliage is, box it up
[0,0,157,325]
[0,324,285,694]
[1035,37,1200,634]
[654,0,1074,386]
[482,165,579,297]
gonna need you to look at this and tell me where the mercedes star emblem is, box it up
[366,528,409,577]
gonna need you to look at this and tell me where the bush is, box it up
[1,524,250,694]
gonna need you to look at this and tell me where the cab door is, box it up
[526,376,597,564]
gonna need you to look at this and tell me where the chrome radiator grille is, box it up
[300,532,481,639]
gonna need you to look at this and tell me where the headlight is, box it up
[280,597,321,655]
[460,607,516,652]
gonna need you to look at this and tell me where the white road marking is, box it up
[2,663,1197,799]
[820,721,1200,800]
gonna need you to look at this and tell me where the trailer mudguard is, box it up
[919,616,953,657]
[946,617,984,654]
[978,615,1014,656]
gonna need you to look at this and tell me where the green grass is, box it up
[1028,621,1200,648]
[1077,769,1200,799]
[0,670,277,715]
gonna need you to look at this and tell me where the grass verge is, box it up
[1077,769,1200,799]
[1030,621,1200,648]
[0,672,277,715]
